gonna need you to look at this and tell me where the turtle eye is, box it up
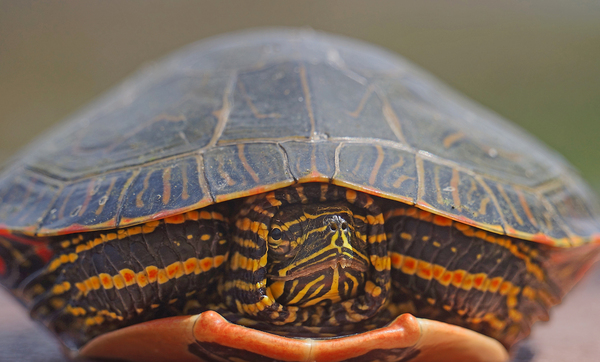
[270,227,282,241]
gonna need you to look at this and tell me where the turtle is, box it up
[0,28,599,362]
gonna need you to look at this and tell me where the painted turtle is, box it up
[0,29,599,362]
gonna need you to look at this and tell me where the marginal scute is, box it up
[119,155,212,226]
[484,179,571,245]
[281,141,337,182]
[335,143,417,204]
[39,169,136,235]
[542,177,600,245]
[203,143,294,202]
[0,170,60,234]
[417,159,505,235]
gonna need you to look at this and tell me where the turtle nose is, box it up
[328,218,350,248]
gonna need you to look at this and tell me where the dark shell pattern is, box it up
[0,29,599,248]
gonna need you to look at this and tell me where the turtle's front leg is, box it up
[18,208,230,349]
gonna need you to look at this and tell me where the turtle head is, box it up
[221,184,390,335]
[266,202,370,307]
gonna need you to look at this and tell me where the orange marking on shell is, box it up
[368,145,385,186]
[162,168,172,205]
[433,215,453,227]
[135,172,152,209]
[531,233,557,246]
[443,131,466,148]
[450,168,461,209]
[95,177,117,216]
[238,144,261,183]
[297,170,330,183]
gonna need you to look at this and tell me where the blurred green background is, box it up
[1,0,599,193]
[0,1,599,361]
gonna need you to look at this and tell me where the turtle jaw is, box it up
[267,249,369,307]
[268,252,369,281]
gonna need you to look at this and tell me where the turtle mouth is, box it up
[269,254,369,281]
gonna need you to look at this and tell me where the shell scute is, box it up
[307,63,403,143]
[335,143,417,204]
[203,143,294,202]
[417,159,505,235]
[118,154,212,227]
[542,177,600,246]
[0,171,60,234]
[26,72,226,181]
[220,62,313,141]
[281,141,337,183]
[39,168,136,235]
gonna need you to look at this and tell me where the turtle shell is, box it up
[0,28,599,249]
